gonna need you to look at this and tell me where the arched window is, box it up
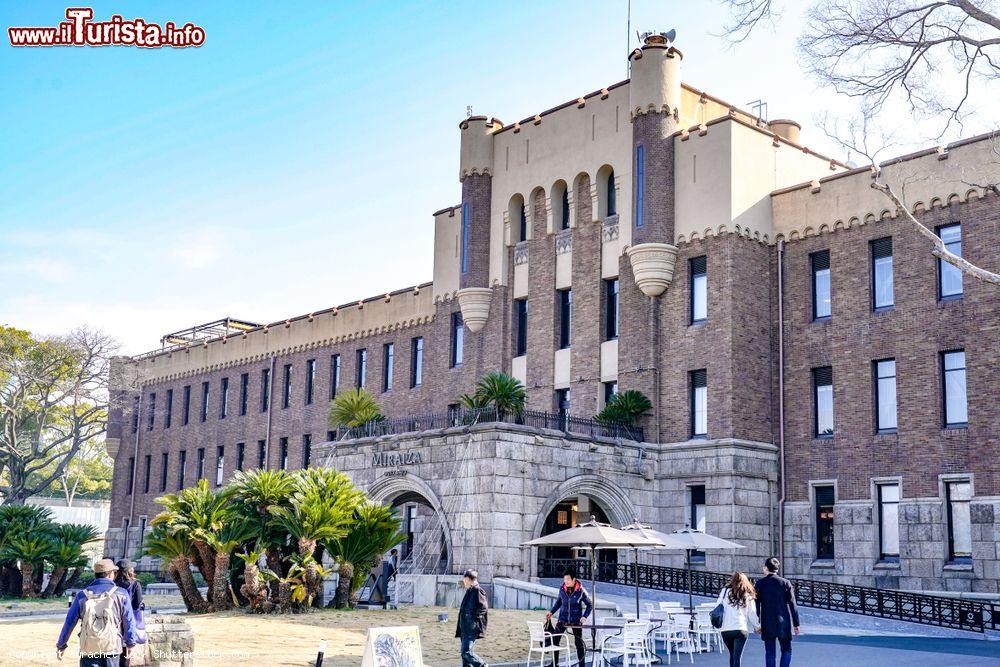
[606,169,617,217]
[561,188,570,230]
[518,202,527,242]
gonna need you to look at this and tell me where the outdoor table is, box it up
[565,623,623,665]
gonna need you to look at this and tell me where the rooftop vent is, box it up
[641,29,676,46]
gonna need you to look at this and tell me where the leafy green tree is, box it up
[328,388,384,429]
[326,501,405,608]
[595,390,653,426]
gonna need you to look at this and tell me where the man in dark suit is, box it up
[754,557,800,667]
[455,569,489,667]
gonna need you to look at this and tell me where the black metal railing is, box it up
[333,407,644,442]
[538,558,995,633]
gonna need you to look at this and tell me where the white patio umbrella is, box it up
[655,527,745,610]
[619,520,679,617]
[522,518,664,648]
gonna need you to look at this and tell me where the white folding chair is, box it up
[692,610,719,653]
[526,621,570,667]
[602,620,652,667]
[664,614,695,664]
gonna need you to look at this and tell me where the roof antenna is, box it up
[626,0,632,76]
[747,99,768,126]
[466,105,473,118]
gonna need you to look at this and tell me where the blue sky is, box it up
[1,1,995,353]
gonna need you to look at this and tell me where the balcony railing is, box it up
[332,407,643,442]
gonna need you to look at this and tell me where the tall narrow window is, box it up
[813,366,834,437]
[302,434,312,467]
[257,440,266,469]
[946,480,973,562]
[514,299,528,356]
[811,250,831,320]
[219,377,229,419]
[877,483,900,561]
[164,389,173,429]
[411,337,424,388]
[555,389,570,421]
[606,169,616,217]
[146,393,156,431]
[131,396,139,434]
[942,350,968,427]
[126,457,135,495]
[450,313,464,367]
[518,202,527,243]
[874,359,897,433]
[356,349,367,388]
[200,382,209,422]
[603,381,618,406]
[260,368,270,412]
[461,202,471,274]
[815,485,835,559]
[871,237,894,310]
[177,450,186,490]
[937,223,963,299]
[239,372,249,416]
[182,385,191,425]
[279,437,288,470]
[305,359,316,405]
[635,145,644,227]
[690,369,708,437]
[282,364,292,409]
[558,289,572,349]
[690,256,707,323]
[604,279,619,340]
[330,354,341,399]
[196,448,205,479]
[561,188,570,230]
[215,446,225,487]
[382,343,394,392]
[689,485,706,562]
[160,452,169,492]
[236,442,245,472]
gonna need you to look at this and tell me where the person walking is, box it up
[455,569,489,667]
[715,572,760,667]
[380,548,399,605]
[56,558,138,667]
[545,568,593,667]
[754,558,800,667]
[114,560,146,666]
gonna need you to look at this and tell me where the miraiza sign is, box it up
[371,450,423,468]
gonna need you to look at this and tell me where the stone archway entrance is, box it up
[368,475,454,575]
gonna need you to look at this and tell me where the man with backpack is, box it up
[56,558,139,667]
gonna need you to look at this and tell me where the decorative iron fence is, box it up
[538,557,995,633]
[333,407,643,442]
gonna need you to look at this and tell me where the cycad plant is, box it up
[42,523,99,597]
[0,535,56,598]
[328,388,384,430]
[230,468,295,598]
[595,389,653,426]
[143,525,208,612]
[326,501,405,608]
[0,504,57,597]
[462,372,527,417]
[235,549,268,612]
[201,515,256,610]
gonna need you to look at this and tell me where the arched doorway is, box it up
[368,476,453,575]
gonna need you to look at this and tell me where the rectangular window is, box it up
[160,452,168,492]
[302,434,312,467]
[279,437,288,470]
[815,485,835,560]
[142,454,151,493]
[558,289,572,349]
[260,368,270,412]
[411,337,424,388]
[239,373,249,416]
[236,442,245,472]
[165,389,173,429]
[219,377,229,419]
[604,279,619,340]
[305,359,316,405]
[146,392,156,431]
[946,480,973,562]
[450,313,464,367]
[560,188,570,230]
[942,350,968,427]
[690,256,707,323]
[200,382,209,422]
[811,250,831,320]
[257,440,266,469]
[382,344,394,392]
[330,354,341,399]
[461,202,471,274]
[215,446,225,487]
[127,457,135,495]
[356,349,367,388]
[196,447,205,479]
[282,364,292,409]
[813,366,834,437]
[327,430,335,442]
[182,385,191,425]
[635,144,645,228]
[555,389,570,422]
[177,450,186,490]
[690,369,708,437]
[518,202,527,243]
[603,381,618,406]
[514,299,528,357]
[690,485,706,561]
[877,483,900,561]
[937,223,963,299]
[871,237,894,310]
[874,359,897,433]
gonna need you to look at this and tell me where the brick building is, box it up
[105,35,999,592]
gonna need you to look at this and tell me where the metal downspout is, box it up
[264,355,276,469]
[777,239,787,565]
[124,385,143,558]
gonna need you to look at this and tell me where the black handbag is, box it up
[710,589,726,629]
[543,619,557,646]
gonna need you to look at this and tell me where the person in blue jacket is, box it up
[545,568,593,667]
[56,558,139,667]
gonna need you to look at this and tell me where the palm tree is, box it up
[235,549,268,611]
[0,505,54,596]
[328,388,383,429]
[326,501,405,608]
[230,469,295,599]
[0,535,56,597]
[469,372,526,417]
[42,523,99,597]
[595,389,652,426]
[143,525,207,613]
[201,516,256,611]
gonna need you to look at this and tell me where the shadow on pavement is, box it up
[797,633,1000,658]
